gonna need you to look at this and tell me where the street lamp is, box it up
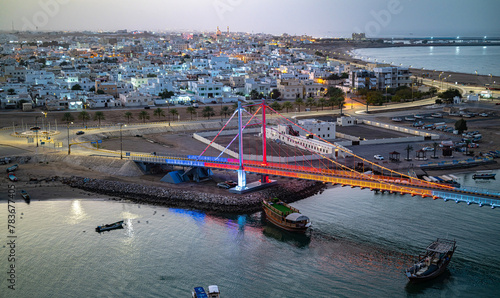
[118,123,125,159]
[34,115,41,147]
[67,121,73,155]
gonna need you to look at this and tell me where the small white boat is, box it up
[414,114,424,119]
[391,117,403,122]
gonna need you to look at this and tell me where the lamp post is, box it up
[67,121,73,155]
[119,123,124,159]
[35,116,41,147]
[167,98,170,126]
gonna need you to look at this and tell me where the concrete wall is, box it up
[362,119,439,139]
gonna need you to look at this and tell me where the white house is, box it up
[188,77,223,100]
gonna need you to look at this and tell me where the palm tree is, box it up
[305,97,316,111]
[93,111,105,128]
[62,112,74,124]
[186,106,197,120]
[317,98,326,111]
[282,101,293,113]
[337,97,346,115]
[220,106,230,119]
[124,111,133,124]
[405,144,413,161]
[329,97,339,110]
[138,111,150,124]
[294,98,304,112]
[270,101,282,112]
[153,108,165,120]
[169,108,179,122]
[202,106,215,120]
[78,111,91,128]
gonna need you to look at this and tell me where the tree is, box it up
[71,84,82,91]
[393,88,412,102]
[366,91,384,105]
[429,87,438,97]
[282,101,293,113]
[326,73,341,80]
[294,98,304,112]
[455,119,467,134]
[158,90,175,99]
[78,111,91,127]
[96,89,105,94]
[328,96,338,110]
[337,97,346,115]
[270,89,281,100]
[124,111,133,124]
[93,111,105,128]
[62,112,74,124]
[89,86,96,92]
[404,144,413,161]
[270,101,282,112]
[7,88,16,95]
[220,106,230,119]
[249,89,260,100]
[138,111,150,123]
[169,108,179,121]
[317,98,327,111]
[202,106,215,120]
[325,86,344,98]
[438,88,462,104]
[153,108,165,119]
[147,73,157,78]
[186,106,197,120]
[246,102,256,113]
[314,51,324,57]
[305,97,316,110]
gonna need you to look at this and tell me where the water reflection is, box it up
[262,224,311,248]
[67,200,88,224]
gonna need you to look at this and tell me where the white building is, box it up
[188,77,223,100]
[245,78,270,96]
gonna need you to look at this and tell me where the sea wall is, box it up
[63,176,327,213]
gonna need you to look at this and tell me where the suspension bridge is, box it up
[127,101,500,208]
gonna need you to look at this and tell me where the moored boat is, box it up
[405,238,456,283]
[192,285,220,298]
[262,198,311,233]
[20,190,30,203]
[6,164,18,172]
[391,117,403,122]
[473,173,496,179]
[95,220,124,233]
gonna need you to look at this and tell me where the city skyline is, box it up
[1,0,499,38]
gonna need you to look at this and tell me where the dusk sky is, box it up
[1,0,499,37]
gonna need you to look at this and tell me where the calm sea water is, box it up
[1,169,500,297]
[352,46,500,77]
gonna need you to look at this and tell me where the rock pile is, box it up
[63,176,326,213]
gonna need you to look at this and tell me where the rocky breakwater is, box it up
[63,176,326,213]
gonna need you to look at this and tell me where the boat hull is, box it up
[406,250,455,283]
[262,203,310,233]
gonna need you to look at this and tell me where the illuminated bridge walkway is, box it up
[126,101,499,209]
[130,153,500,209]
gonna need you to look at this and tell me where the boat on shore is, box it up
[473,172,496,179]
[192,285,220,298]
[262,198,311,233]
[6,164,18,172]
[405,238,457,283]
[95,220,124,233]
[391,117,403,122]
[20,190,30,203]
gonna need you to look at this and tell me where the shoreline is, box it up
[305,43,500,87]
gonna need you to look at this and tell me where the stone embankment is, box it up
[63,176,327,213]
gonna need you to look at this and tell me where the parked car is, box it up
[374,155,384,160]
[479,113,489,117]
[422,147,435,151]
[76,131,85,135]
[217,181,237,189]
